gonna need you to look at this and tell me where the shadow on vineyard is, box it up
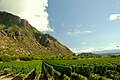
[1,58,120,80]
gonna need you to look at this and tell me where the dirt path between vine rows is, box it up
[0,75,13,80]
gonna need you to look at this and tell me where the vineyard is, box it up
[0,58,120,80]
[0,60,42,80]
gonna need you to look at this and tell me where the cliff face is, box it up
[0,11,74,57]
[40,34,73,55]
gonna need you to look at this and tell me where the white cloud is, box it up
[71,48,96,53]
[71,44,120,53]
[66,30,94,35]
[66,30,81,35]
[109,14,120,21]
[104,45,120,50]
[83,30,93,34]
[82,42,86,45]
[70,48,81,53]
[109,42,117,45]
[0,0,53,32]
[81,48,95,52]
[64,24,95,36]
[81,46,120,53]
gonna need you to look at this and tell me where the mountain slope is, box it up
[0,11,74,57]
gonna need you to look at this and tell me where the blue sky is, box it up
[47,0,120,53]
[1,0,120,53]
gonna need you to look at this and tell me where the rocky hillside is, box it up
[78,53,101,58]
[0,11,74,58]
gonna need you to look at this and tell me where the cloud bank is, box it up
[71,45,120,53]
[65,24,95,36]
[0,0,53,32]
[109,14,120,21]
[66,30,94,36]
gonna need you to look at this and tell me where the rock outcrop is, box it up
[0,11,74,57]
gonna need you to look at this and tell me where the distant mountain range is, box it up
[0,11,74,58]
[77,49,120,56]
[93,49,120,56]
[78,52,99,57]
